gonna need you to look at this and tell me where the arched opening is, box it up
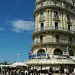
[37,49,45,56]
[69,50,74,56]
[54,48,63,56]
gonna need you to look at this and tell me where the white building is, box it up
[25,0,75,73]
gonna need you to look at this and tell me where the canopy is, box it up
[10,62,28,67]
[0,65,10,67]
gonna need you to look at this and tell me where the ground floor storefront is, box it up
[25,58,75,73]
[28,64,75,73]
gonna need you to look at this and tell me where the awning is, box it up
[24,58,75,65]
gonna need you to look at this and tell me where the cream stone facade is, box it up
[25,0,75,73]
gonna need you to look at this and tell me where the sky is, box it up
[0,0,35,63]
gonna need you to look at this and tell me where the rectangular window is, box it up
[40,35,43,43]
[54,11,58,16]
[69,37,72,44]
[67,14,70,20]
[40,12,44,19]
[55,22,58,30]
[40,23,44,30]
[68,24,70,31]
[56,35,60,42]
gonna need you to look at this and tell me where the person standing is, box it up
[66,66,70,75]
[37,68,40,75]
[73,68,75,75]
[28,67,31,75]
[64,68,67,75]
[48,67,53,75]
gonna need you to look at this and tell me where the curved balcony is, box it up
[32,26,75,37]
[34,4,75,16]
[35,0,75,8]
[53,15,60,21]
[61,0,75,8]
[39,16,45,22]
[35,0,43,4]
[32,41,75,49]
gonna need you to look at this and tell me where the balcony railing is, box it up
[63,0,74,6]
[53,15,60,21]
[34,26,75,34]
[39,16,45,22]
[67,19,72,25]
[35,0,41,3]
[34,3,75,16]
[33,41,75,49]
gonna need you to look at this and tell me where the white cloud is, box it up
[10,20,34,33]
[0,27,5,31]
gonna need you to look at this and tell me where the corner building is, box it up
[25,0,75,73]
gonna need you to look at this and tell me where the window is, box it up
[55,22,58,30]
[67,14,70,20]
[56,35,60,42]
[69,50,74,56]
[54,48,63,55]
[73,1,74,5]
[40,35,43,43]
[54,11,58,16]
[69,37,72,44]
[66,5,68,8]
[68,24,70,31]
[37,49,45,57]
[54,1,57,5]
[40,12,44,19]
[40,23,44,30]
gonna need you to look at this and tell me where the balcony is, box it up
[32,41,75,49]
[39,16,45,22]
[67,19,72,25]
[53,15,60,21]
[62,0,74,7]
[34,3,75,16]
[35,0,41,3]
[33,26,75,35]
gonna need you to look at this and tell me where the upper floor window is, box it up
[40,12,44,19]
[69,37,72,44]
[56,35,60,42]
[40,35,43,43]
[66,5,69,8]
[55,22,58,30]
[72,1,74,5]
[54,11,58,16]
[68,24,70,31]
[40,23,44,30]
[53,0,57,5]
[67,14,70,20]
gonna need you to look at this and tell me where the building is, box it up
[25,0,75,73]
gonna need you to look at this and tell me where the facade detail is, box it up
[25,0,75,73]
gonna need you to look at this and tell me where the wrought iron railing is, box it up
[34,26,75,34]
[34,2,75,15]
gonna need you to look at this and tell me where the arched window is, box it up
[37,49,45,56]
[54,48,63,56]
[69,50,74,56]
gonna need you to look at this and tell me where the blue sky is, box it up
[0,0,34,63]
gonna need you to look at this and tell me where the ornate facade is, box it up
[25,0,75,73]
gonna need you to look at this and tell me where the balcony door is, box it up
[55,22,58,30]
[40,23,44,30]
